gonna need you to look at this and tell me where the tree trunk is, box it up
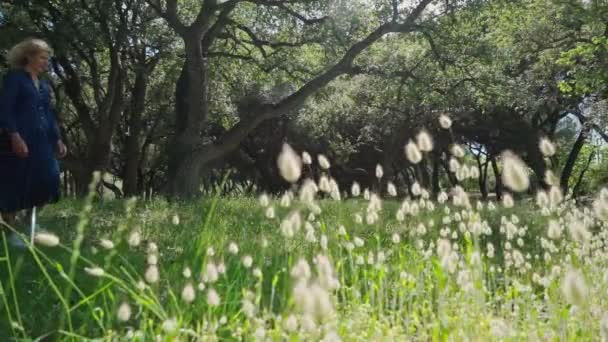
[491,156,503,200]
[431,152,441,196]
[560,128,588,193]
[122,67,150,197]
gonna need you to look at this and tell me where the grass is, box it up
[0,185,607,340]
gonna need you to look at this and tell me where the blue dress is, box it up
[0,69,61,212]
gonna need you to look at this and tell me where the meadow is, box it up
[1,164,608,341]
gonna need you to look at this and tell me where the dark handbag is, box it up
[0,128,15,156]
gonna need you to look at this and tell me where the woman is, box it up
[0,38,67,248]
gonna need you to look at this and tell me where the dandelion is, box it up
[228,242,239,255]
[562,268,587,305]
[145,265,159,283]
[501,151,529,192]
[302,151,312,165]
[376,164,384,179]
[439,114,452,129]
[539,137,556,157]
[85,266,105,277]
[277,143,302,183]
[34,232,60,247]
[387,182,397,197]
[117,302,131,322]
[242,255,253,268]
[182,283,196,303]
[207,288,221,306]
[318,154,331,169]
[127,230,141,247]
[405,140,422,164]
[99,239,114,250]
[416,129,434,152]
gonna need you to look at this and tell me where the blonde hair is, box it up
[6,38,53,69]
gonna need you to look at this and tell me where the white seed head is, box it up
[351,182,361,197]
[84,266,105,277]
[277,143,303,183]
[439,114,452,129]
[117,302,131,322]
[145,265,159,283]
[539,137,556,157]
[259,193,270,207]
[405,140,422,164]
[207,288,221,306]
[34,232,60,247]
[562,268,587,305]
[228,242,239,255]
[242,255,253,268]
[172,214,180,226]
[318,154,331,170]
[127,230,141,247]
[375,164,384,179]
[302,151,312,165]
[387,182,397,197]
[183,267,192,279]
[502,193,514,208]
[501,151,530,192]
[182,282,196,303]
[416,129,434,152]
[451,144,466,158]
[99,239,115,250]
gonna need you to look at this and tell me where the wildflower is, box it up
[501,151,529,192]
[253,268,262,278]
[539,137,556,157]
[117,302,131,322]
[562,268,587,305]
[318,154,331,169]
[470,166,480,179]
[34,232,60,247]
[280,192,292,207]
[84,266,105,277]
[354,237,364,247]
[277,143,302,183]
[183,267,192,279]
[411,182,422,196]
[416,129,434,152]
[182,283,196,303]
[291,259,311,280]
[147,254,158,265]
[147,242,158,254]
[172,214,180,225]
[405,140,422,164]
[449,158,460,173]
[568,221,590,243]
